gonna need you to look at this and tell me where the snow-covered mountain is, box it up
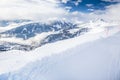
[0,23,120,80]
[0,19,119,52]
[0,20,89,52]
[0,18,120,80]
[0,0,120,80]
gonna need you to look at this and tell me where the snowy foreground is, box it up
[0,25,120,80]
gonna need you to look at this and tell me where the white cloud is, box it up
[0,0,119,23]
[0,0,87,22]
[65,2,120,22]
[103,4,120,21]
[86,4,93,7]
[74,0,82,6]
[88,9,94,11]
[87,3,120,22]
[102,0,120,2]
[0,0,67,21]
[66,3,120,22]
[61,0,69,3]
[61,0,82,6]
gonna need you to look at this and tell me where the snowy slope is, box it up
[0,20,119,71]
[0,19,119,52]
[0,19,120,80]
[0,27,120,80]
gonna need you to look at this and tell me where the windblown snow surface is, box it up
[0,24,120,80]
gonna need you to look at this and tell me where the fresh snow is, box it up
[0,23,120,75]
[0,26,120,80]
[0,20,120,80]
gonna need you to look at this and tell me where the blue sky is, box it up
[61,0,118,12]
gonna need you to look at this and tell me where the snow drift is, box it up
[0,31,120,80]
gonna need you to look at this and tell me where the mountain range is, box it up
[0,20,89,52]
